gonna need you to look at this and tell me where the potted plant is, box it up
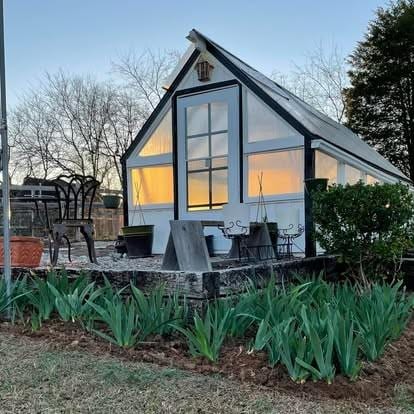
[102,193,123,209]
[121,180,154,258]
[0,220,43,268]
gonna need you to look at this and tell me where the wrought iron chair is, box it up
[276,224,305,259]
[50,174,100,266]
[219,203,250,260]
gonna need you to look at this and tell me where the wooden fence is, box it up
[2,184,123,241]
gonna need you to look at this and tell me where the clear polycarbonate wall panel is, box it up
[131,165,173,205]
[344,164,362,184]
[366,174,380,184]
[315,150,338,184]
[247,91,299,142]
[247,149,304,196]
[139,110,172,156]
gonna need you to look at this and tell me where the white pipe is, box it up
[0,0,12,315]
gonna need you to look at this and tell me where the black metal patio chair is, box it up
[50,174,100,266]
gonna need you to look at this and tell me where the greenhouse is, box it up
[121,29,411,256]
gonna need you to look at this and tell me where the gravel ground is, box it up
[0,331,410,414]
[39,241,164,272]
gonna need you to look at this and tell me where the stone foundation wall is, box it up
[9,255,337,301]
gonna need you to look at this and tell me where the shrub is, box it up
[313,182,414,285]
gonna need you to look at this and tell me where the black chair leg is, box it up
[63,235,72,262]
[51,223,66,266]
[80,224,98,264]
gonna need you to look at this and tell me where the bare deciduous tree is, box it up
[113,49,180,115]
[272,43,349,123]
[9,49,180,188]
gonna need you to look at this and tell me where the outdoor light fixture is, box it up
[196,59,214,82]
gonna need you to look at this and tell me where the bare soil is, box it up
[2,318,413,408]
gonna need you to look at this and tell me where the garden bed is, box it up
[1,317,413,406]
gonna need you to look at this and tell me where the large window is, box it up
[139,110,172,156]
[246,91,298,142]
[131,165,173,205]
[185,101,229,210]
[315,150,338,184]
[247,149,304,197]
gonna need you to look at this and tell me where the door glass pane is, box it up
[212,170,228,204]
[211,101,228,132]
[188,159,209,171]
[211,133,228,157]
[187,136,209,159]
[188,172,209,206]
[187,104,208,136]
[211,157,227,168]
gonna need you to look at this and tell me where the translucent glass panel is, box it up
[366,174,380,184]
[139,110,172,156]
[187,136,209,159]
[131,165,173,205]
[247,149,304,196]
[247,91,298,142]
[211,133,228,156]
[212,170,228,204]
[187,103,208,136]
[315,150,338,184]
[344,164,362,184]
[211,102,228,131]
[188,172,209,206]
[185,100,229,210]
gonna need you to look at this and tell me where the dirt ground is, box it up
[1,320,413,413]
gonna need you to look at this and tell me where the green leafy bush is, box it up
[313,182,414,285]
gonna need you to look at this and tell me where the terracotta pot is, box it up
[0,236,44,268]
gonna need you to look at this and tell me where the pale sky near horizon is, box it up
[5,0,388,108]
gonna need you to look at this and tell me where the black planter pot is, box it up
[265,222,278,246]
[102,194,123,209]
[205,235,214,257]
[121,225,154,258]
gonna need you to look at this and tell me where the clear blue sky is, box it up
[5,0,387,107]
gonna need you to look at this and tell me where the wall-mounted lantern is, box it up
[196,59,214,82]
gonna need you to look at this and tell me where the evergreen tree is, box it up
[344,1,414,180]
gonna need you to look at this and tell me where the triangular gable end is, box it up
[246,90,300,142]
[138,109,172,157]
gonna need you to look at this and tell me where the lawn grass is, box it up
[0,332,410,414]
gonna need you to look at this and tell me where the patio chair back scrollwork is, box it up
[50,174,101,266]
[54,174,100,223]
